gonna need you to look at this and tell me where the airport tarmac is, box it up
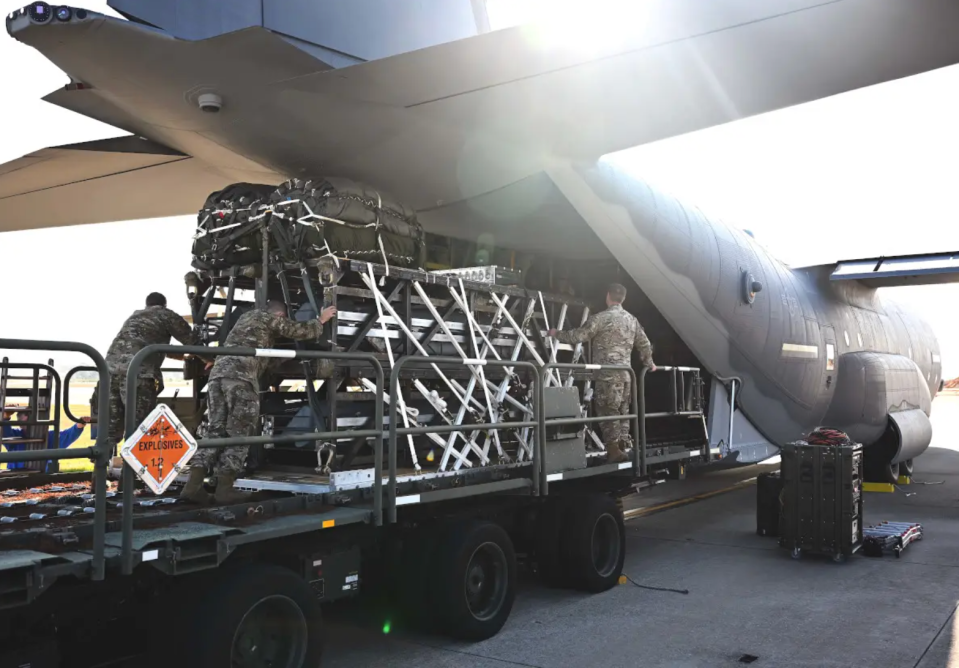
[322,396,959,668]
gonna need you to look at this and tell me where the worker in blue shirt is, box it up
[1,411,91,473]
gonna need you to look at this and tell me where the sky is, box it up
[1,0,959,378]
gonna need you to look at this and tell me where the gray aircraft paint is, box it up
[549,160,940,462]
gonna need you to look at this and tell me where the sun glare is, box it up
[486,0,652,54]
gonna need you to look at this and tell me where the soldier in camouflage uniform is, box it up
[550,283,655,463]
[103,293,197,451]
[181,300,337,504]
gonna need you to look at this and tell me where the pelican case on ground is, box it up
[779,441,864,561]
[756,471,783,537]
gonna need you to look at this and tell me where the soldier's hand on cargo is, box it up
[319,306,337,324]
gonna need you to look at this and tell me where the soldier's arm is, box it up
[553,315,601,345]
[268,314,323,342]
[633,324,655,368]
[165,309,199,347]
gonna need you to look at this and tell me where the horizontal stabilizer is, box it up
[830,252,959,288]
[0,137,232,232]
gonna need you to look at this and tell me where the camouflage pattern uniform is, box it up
[195,309,323,475]
[104,306,196,447]
[554,305,654,453]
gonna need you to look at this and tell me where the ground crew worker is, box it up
[181,300,336,504]
[104,292,197,450]
[549,283,655,463]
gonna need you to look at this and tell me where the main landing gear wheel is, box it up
[900,459,914,478]
[434,520,517,641]
[167,563,324,668]
[865,456,900,485]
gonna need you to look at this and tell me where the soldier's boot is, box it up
[214,471,253,505]
[179,466,212,504]
[605,441,629,464]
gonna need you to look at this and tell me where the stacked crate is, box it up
[779,441,863,562]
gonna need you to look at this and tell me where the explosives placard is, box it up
[120,404,198,495]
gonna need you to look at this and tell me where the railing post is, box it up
[636,366,646,478]
[537,366,548,496]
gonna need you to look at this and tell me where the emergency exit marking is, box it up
[120,404,197,496]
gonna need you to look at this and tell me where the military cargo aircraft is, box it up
[3,0,959,481]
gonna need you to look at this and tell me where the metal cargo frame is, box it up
[0,337,704,603]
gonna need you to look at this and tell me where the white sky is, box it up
[1,0,959,379]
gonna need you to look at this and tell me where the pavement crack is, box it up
[913,602,958,668]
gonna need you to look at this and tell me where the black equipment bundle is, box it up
[779,434,864,562]
[191,178,426,273]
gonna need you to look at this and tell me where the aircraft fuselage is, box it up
[549,161,939,473]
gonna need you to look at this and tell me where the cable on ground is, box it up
[619,574,689,595]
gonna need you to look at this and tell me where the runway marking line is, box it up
[624,477,758,520]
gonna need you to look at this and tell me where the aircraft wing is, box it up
[4,0,959,230]
[0,137,231,232]
[830,252,959,288]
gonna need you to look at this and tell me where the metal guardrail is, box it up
[122,344,384,574]
[639,365,708,463]
[64,365,185,424]
[0,339,111,581]
[0,338,698,584]
[387,356,541,523]
[541,362,641,492]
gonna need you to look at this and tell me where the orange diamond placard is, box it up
[120,404,198,495]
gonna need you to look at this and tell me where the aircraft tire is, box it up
[865,453,900,484]
[900,458,914,478]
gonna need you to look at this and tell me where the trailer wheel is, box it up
[176,563,323,668]
[435,520,516,641]
[564,494,625,593]
[535,499,569,587]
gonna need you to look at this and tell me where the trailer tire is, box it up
[535,499,569,588]
[564,494,625,593]
[395,529,440,630]
[435,520,516,641]
[176,563,324,668]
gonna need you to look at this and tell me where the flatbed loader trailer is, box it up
[0,328,704,667]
